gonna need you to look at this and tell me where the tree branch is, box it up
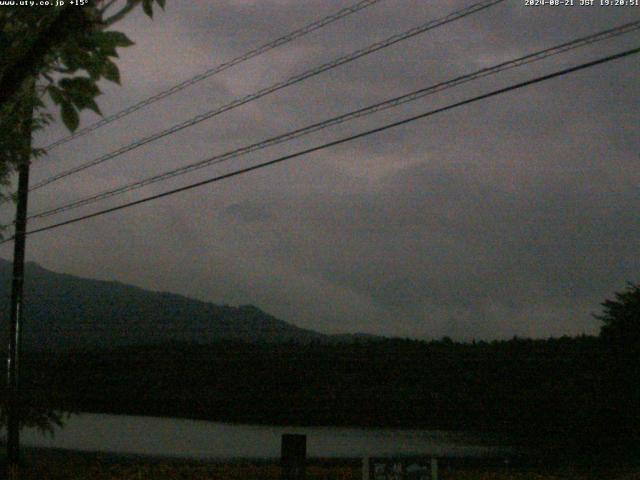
[98,0,120,16]
[103,0,141,26]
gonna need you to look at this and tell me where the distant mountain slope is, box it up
[0,259,332,351]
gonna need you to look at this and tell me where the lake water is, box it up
[20,413,507,459]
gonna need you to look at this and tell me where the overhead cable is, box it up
[6,45,636,242]
[41,0,386,151]
[30,0,506,191]
[26,20,640,221]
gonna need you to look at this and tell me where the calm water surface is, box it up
[21,413,507,459]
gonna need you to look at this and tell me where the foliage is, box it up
[594,283,640,445]
[0,388,67,436]
[0,0,166,192]
[0,0,166,433]
[596,282,640,347]
[18,318,636,462]
[20,337,603,434]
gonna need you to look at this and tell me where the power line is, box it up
[26,21,640,222]
[5,46,636,243]
[41,0,386,151]
[30,0,506,191]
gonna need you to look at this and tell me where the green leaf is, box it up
[47,86,65,106]
[31,147,47,159]
[59,77,101,99]
[102,60,121,85]
[142,0,153,18]
[156,0,166,9]
[85,57,103,79]
[102,47,119,59]
[57,77,104,118]
[91,30,134,49]
[59,44,92,73]
[60,102,79,132]
[85,98,102,116]
[59,49,81,73]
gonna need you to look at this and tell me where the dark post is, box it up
[281,434,306,480]
[7,83,34,473]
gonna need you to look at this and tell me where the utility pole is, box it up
[6,82,34,475]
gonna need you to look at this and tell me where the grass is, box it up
[5,460,355,480]
[2,448,639,479]
[6,461,640,480]
[439,470,640,480]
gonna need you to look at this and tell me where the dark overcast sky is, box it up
[2,0,639,340]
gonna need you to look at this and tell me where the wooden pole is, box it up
[6,81,34,474]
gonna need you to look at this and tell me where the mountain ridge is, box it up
[0,258,375,351]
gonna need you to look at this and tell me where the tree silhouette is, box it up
[595,282,640,449]
[596,282,640,348]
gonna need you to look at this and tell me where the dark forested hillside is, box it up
[0,259,331,350]
[17,335,635,456]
